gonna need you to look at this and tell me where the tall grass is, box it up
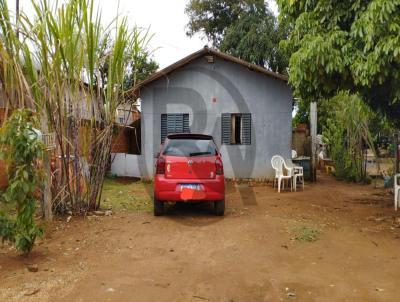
[0,0,33,114]
[323,92,376,182]
[0,0,151,214]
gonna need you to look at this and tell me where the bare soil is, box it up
[1,174,400,302]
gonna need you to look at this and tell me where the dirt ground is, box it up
[1,174,400,302]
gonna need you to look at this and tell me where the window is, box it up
[161,113,190,143]
[119,117,124,124]
[221,113,251,145]
[163,138,217,157]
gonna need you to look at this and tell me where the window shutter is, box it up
[161,113,190,143]
[221,113,231,145]
[161,114,167,143]
[183,114,190,133]
[175,114,183,131]
[167,114,177,135]
[241,113,252,145]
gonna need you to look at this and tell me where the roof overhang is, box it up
[132,46,288,98]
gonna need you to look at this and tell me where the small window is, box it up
[119,117,124,124]
[221,113,251,145]
[231,114,242,144]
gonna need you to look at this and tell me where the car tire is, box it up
[153,196,164,216]
[214,200,225,216]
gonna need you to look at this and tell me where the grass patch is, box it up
[290,226,321,242]
[101,177,153,213]
[2,178,154,216]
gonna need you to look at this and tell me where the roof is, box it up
[133,46,288,96]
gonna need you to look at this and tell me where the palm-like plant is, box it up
[0,0,152,214]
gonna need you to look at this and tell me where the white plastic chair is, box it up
[286,159,304,191]
[395,174,400,211]
[271,155,293,193]
[291,150,297,158]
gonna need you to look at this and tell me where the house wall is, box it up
[138,56,293,179]
[116,104,140,125]
[111,153,143,178]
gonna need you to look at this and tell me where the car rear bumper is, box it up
[154,175,225,201]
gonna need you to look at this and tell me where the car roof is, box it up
[166,133,213,140]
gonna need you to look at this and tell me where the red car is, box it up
[153,133,225,216]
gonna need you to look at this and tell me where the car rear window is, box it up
[163,138,218,157]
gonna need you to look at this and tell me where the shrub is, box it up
[0,109,44,254]
[323,93,375,182]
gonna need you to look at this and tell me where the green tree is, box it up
[293,97,341,132]
[186,0,289,73]
[278,0,400,125]
[124,51,158,89]
[97,30,159,90]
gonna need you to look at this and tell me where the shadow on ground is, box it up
[163,202,224,227]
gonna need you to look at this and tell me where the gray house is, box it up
[113,47,292,179]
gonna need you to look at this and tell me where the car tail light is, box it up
[156,157,166,174]
[215,158,223,175]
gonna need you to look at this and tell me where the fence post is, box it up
[395,133,399,174]
[310,102,318,181]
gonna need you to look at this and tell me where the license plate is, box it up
[180,184,201,191]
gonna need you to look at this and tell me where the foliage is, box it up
[293,97,341,131]
[322,93,375,182]
[292,99,308,128]
[124,51,158,89]
[123,28,158,88]
[277,0,400,126]
[0,109,44,254]
[185,0,289,73]
[97,28,159,90]
[0,0,154,215]
[290,226,320,242]
[0,1,33,111]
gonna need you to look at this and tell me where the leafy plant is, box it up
[0,109,44,254]
[277,0,400,126]
[322,93,376,182]
[0,0,154,215]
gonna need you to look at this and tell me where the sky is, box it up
[97,0,279,68]
[13,0,279,69]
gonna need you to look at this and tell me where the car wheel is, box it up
[153,196,164,216]
[214,200,225,216]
